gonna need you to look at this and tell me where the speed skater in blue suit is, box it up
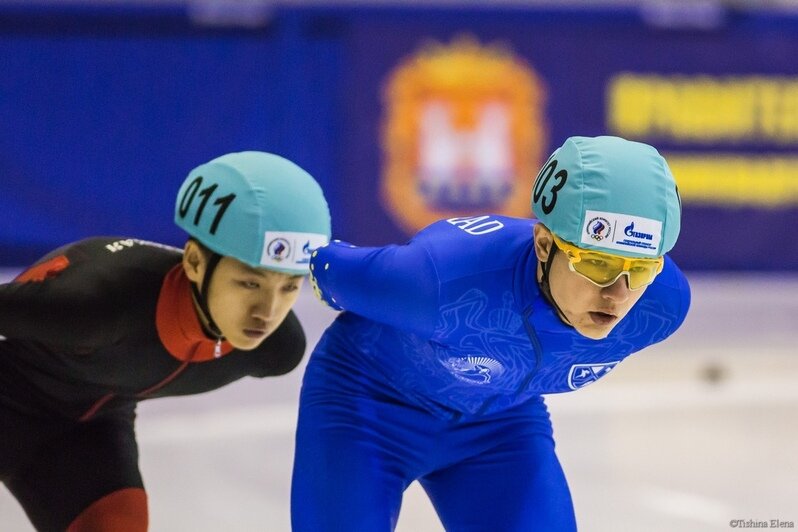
[292,136,691,531]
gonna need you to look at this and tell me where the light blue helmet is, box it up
[531,136,681,258]
[175,151,331,274]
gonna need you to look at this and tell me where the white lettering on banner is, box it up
[446,216,505,235]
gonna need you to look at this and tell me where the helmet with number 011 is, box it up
[531,136,681,259]
[174,151,331,275]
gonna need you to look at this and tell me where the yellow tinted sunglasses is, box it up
[551,234,664,290]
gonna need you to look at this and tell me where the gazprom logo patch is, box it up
[296,240,317,265]
[567,361,619,390]
[260,231,328,272]
[580,210,662,256]
[624,222,653,241]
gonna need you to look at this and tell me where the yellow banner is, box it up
[665,154,798,207]
[608,74,798,144]
[607,74,798,206]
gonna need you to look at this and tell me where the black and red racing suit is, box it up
[0,237,305,531]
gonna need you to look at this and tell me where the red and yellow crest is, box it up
[381,36,547,233]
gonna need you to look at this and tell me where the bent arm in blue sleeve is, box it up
[309,239,441,337]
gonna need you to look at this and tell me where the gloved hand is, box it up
[309,246,343,311]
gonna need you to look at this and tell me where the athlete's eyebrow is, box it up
[237,263,304,281]
[237,264,268,277]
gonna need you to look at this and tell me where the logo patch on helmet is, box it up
[260,231,328,271]
[581,210,663,256]
[266,238,291,262]
[586,216,612,241]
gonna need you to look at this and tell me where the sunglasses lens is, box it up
[571,252,661,289]
[555,235,663,290]
[626,262,661,289]
[571,252,626,284]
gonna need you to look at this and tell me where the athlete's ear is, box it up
[533,223,554,263]
[182,240,206,283]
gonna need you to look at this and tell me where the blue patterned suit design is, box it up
[292,215,690,531]
[311,215,690,419]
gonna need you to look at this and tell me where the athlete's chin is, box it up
[227,331,272,350]
[574,322,616,340]
[228,339,261,351]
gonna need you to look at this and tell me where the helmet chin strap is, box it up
[538,244,573,326]
[189,252,225,340]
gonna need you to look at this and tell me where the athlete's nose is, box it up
[601,274,631,303]
[253,292,281,322]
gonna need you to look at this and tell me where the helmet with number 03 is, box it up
[532,135,681,257]
[531,136,681,290]
[174,151,331,275]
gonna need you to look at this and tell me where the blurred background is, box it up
[1,0,796,530]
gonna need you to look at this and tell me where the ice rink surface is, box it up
[1,270,796,531]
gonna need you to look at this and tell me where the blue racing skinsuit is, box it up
[291,215,691,531]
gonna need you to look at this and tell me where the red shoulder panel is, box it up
[14,255,71,283]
